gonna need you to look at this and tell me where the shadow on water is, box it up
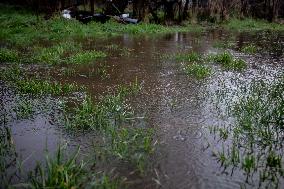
[1,30,284,188]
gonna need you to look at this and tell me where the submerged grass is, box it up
[1,66,82,95]
[0,113,20,189]
[31,42,106,65]
[62,80,154,174]
[210,75,284,187]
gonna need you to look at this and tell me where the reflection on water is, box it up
[1,30,284,188]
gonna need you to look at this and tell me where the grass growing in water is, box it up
[67,50,106,65]
[182,63,212,80]
[62,80,154,174]
[31,42,105,65]
[29,146,86,189]
[241,44,258,54]
[0,124,19,188]
[13,99,34,119]
[109,127,155,174]
[16,79,80,95]
[1,66,81,95]
[210,75,284,187]
[175,52,201,62]
[165,51,212,79]
[28,144,121,189]
[210,51,247,71]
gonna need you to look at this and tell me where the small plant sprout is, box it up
[241,44,258,54]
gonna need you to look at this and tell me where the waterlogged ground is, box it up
[1,29,284,188]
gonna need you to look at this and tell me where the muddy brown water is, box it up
[1,30,284,188]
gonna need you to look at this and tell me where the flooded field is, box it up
[1,29,284,189]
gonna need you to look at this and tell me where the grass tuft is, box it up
[240,44,258,54]
[210,51,247,71]
[0,48,19,63]
[67,50,107,65]
[175,52,201,62]
[183,63,212,79]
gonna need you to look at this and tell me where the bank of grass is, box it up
[224,18,284,32]
[175,52,202,62]
[0,5,202,48]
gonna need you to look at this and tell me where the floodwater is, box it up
[1,29,284,188]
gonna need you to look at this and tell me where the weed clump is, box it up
[16,79,80,95]
[67,50,107,65]
[175,52,201,62]
[28,144,121,189]
[168,52,212,79]
[29,146,86,189]
[241,44,258,54]
[0,48,19,63]
[183,63,212,80]
[211,51,247,71]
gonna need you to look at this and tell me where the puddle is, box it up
[1,30,284,188]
